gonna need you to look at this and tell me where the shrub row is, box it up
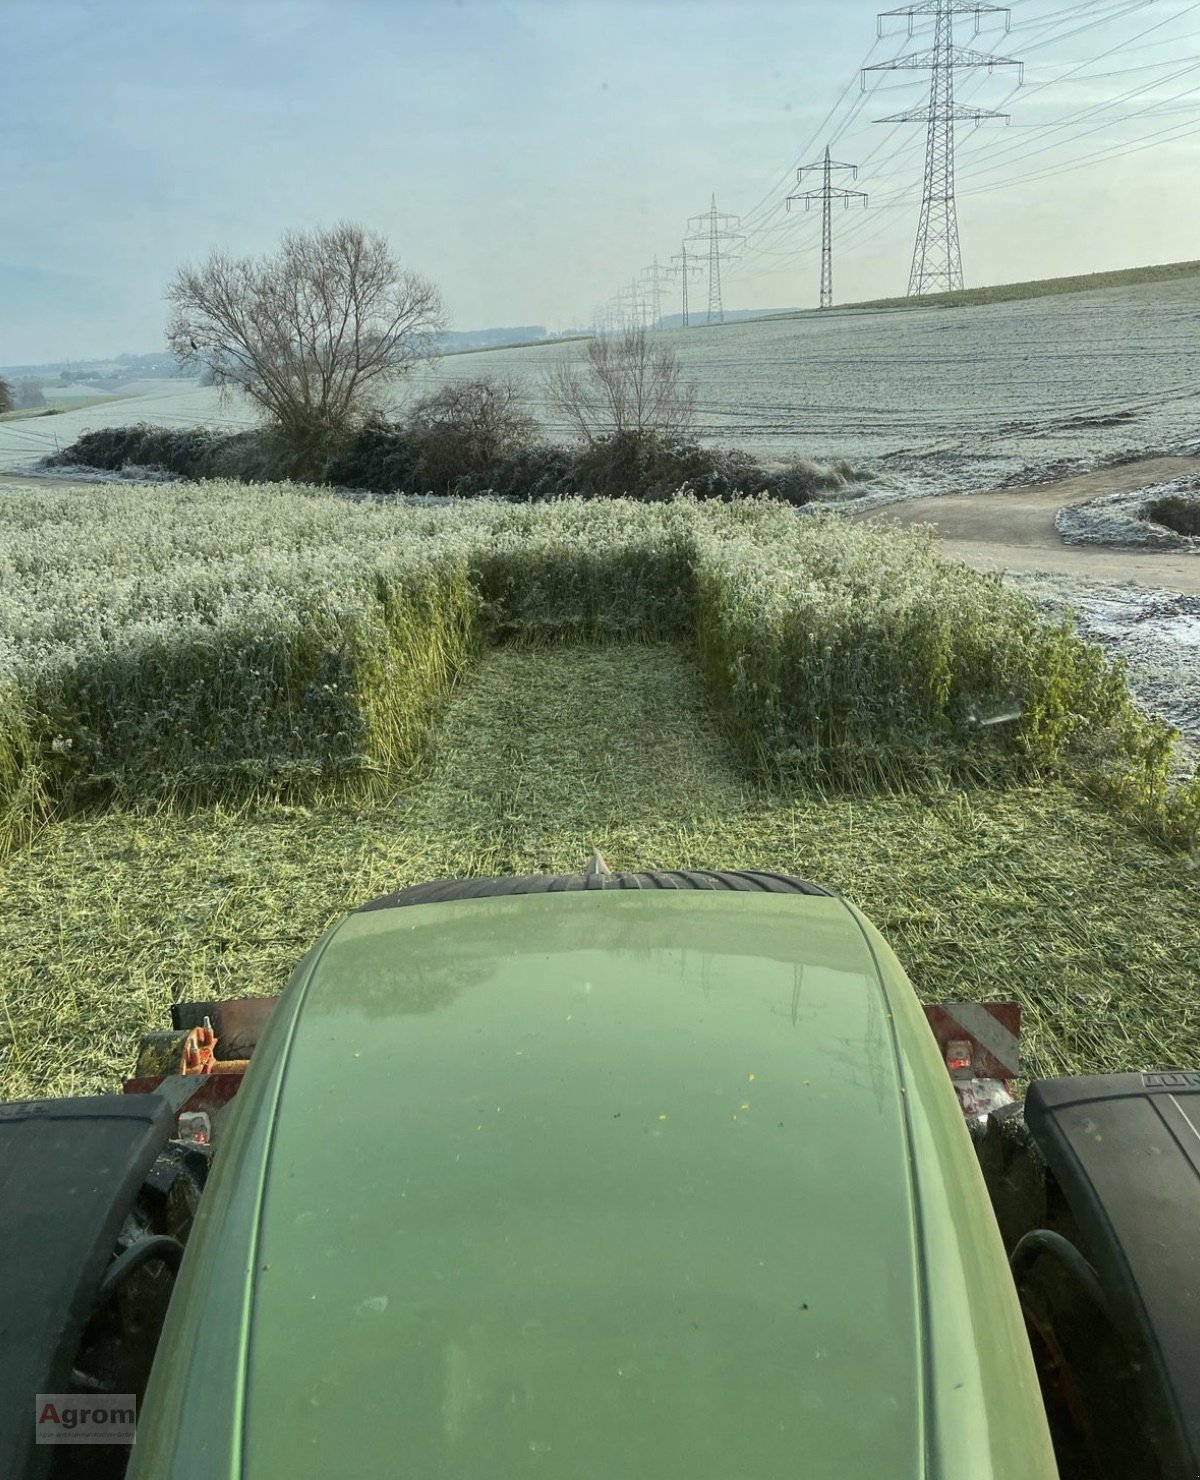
[44,424,316,484]
[45,421,866,506]
[2,485,1195,858]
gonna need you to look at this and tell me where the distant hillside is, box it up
[438,326,550,353]
[0,350,186,382]
[839,260,1200,313]
[658,307,796,330]
[2,331,573,380]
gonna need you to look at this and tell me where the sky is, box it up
[3,0,1200,363]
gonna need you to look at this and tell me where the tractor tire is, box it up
[1015,1236,1161,1480]
[359,869,837,911]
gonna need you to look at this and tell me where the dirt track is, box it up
[0,472,116,490]
[860,456,1200,593]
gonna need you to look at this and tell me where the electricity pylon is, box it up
[686,195,745,325]
[787,146,867,310]
[669,240,703,328]
[864,1,1021,296]
[617,280,650,330]
[639,257,673,329]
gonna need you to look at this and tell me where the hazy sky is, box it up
[4,0,1200,362]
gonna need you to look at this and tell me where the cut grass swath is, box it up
[1,644,1195,1101]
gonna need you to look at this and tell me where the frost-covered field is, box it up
[1056,475,1200,551]
[0,384,254,473]
[3,483,1187,849]
[408,274,1200,494]
[6,273,1200,497]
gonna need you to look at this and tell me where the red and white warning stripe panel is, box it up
[923,1001,1021,1081]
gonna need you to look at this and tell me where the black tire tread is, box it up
[357,869,835,912]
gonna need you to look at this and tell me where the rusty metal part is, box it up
[133,1022,252,1081]
[126,1002,264,1149]
[133,1027,215,1080]
[170,997,279,1060]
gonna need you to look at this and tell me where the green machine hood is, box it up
[131,890,1057,1480]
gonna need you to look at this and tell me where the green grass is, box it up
[839,259,1200,313]
[2,643,1197,1101]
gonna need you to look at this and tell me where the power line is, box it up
[730,0,1076,274]
[736,34,886,236]
[959,105,1200,194]
[727,1,1196,298]
[638,256,673,328]
[600,1,1197,320]
[616,279,650,330]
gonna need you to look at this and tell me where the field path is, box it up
[0,471,130,491]
[859,456,1200,591]
[406,643,754,877]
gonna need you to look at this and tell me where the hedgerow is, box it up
[1,482,1195,858]
[45,419,868,505]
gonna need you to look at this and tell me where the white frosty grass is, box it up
[10,462,188,485]
[1056,477,1200,551]
[1,480,1195,858]
[402,274,1200,494]
[1006,574,1200,780]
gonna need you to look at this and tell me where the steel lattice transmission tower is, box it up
[669,240,703,328]
[788,146,868,310]
[617,279,650,331]
[686,196,745,325]
[864,1,1021,296]
[639,256,673,328]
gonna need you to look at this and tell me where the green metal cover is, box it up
[130,892,1057,1480]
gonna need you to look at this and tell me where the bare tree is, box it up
[544,326,696,445]
[408,377,537,456]
[166,223,445,447]
[403,377,540,493]
[0,378,11,415]
[14,378,46,410]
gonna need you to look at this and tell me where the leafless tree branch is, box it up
[166,222,445,447]
[543,327,696,445]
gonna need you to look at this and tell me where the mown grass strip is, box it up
[2,643,1196,1101]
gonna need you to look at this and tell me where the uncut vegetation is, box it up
[2,482,1196,868]
[1056,481,1200,551]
